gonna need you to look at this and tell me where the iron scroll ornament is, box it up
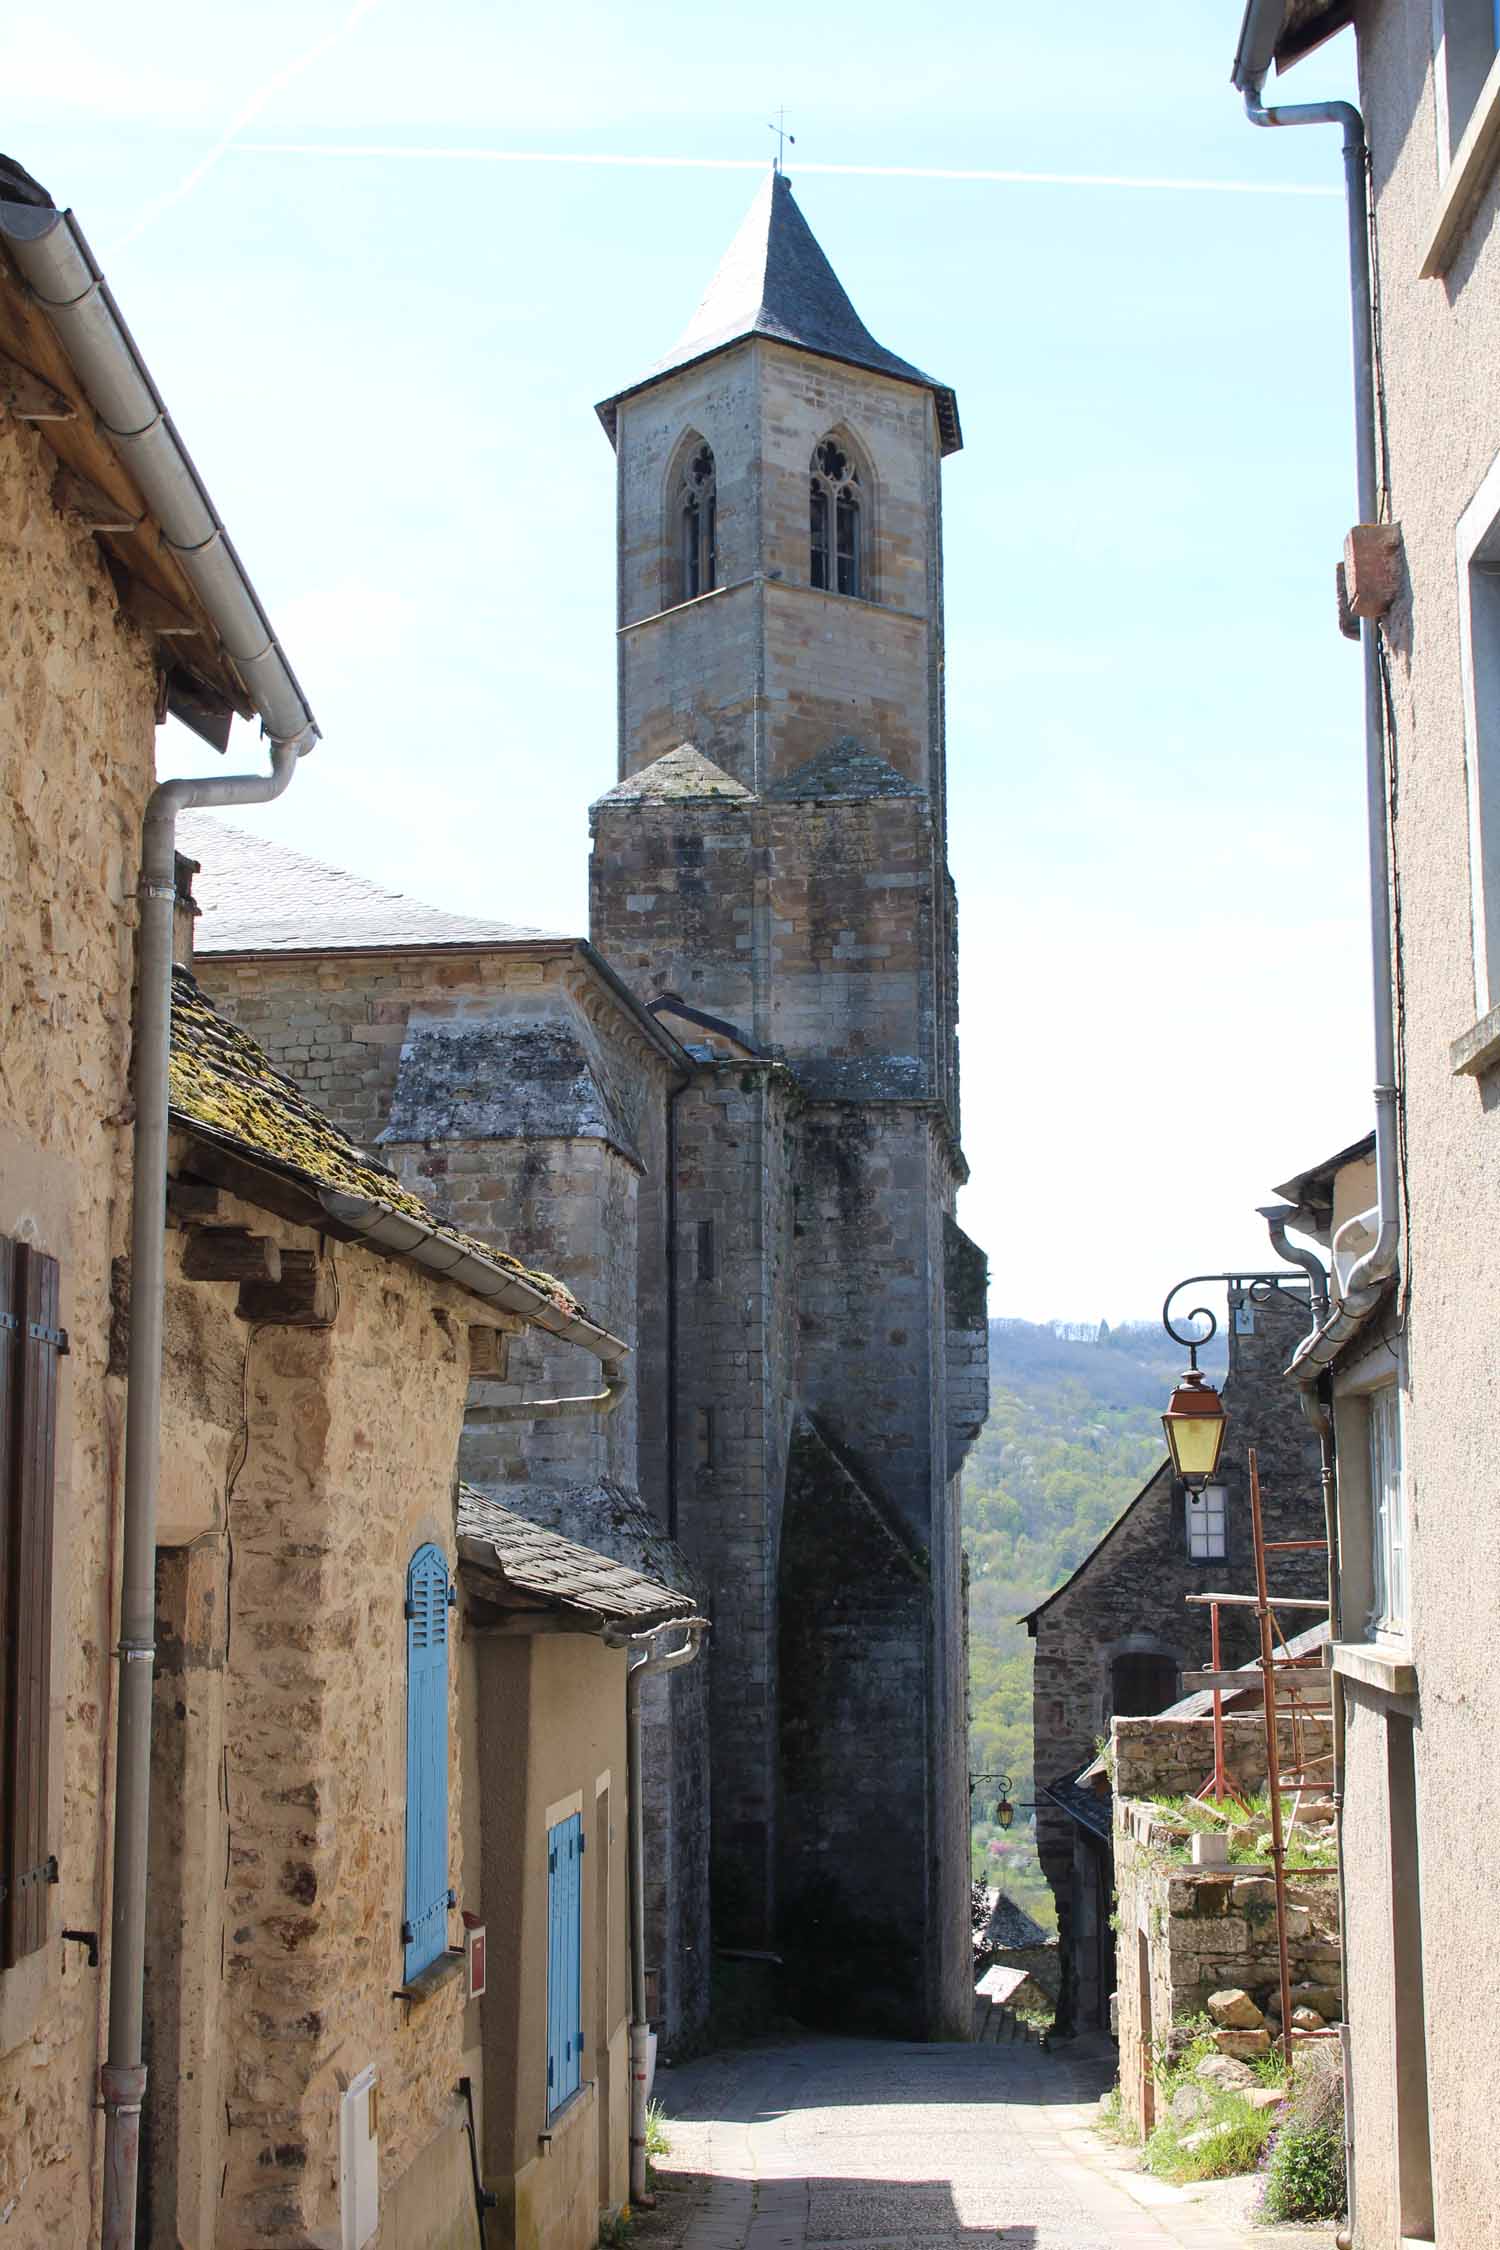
[1160,1271,1315,1369]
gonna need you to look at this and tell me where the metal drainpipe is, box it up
[609,1618,708,2210]
[101,730,310,2249]
[1239,69,1400,1306]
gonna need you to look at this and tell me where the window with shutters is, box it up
[546,1811,583,2116]
[0,1236,63,1970]
[403,1543,452,1983]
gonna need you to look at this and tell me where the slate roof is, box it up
[168,969,594,1326]
[596,172,961,457]
[178,813,564,954]
[765,737,924,803]
[456,1487,696,1627]
[593,745,750,805]
[379,1017,641,1165]
[980,1891,1053,1951]
[1040,1762,1114,1843]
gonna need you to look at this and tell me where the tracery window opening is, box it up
[679,442,717,601]
[810,437,862,597]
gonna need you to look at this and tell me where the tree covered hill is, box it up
[963,1317,1225,1926]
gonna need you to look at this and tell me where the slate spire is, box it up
[596,170,960,454]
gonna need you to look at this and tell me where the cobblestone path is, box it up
[634,2036,1337,2250]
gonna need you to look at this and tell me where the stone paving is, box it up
[633,2035,1338,2250]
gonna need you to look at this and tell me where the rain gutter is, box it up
[317,1190,629,1363]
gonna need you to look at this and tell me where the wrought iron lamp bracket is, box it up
[1161,1270,1312,1367]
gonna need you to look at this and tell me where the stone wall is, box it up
[188,930,711,2050]
[1112,1713,1340,2140]
[776,1418,929,2032]
[0,410,158,2246]
[611,340,942,802]
[142,1160,482,2247]
[1029,1289,1329,2028]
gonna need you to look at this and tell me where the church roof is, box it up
[593,744,750,805]
[596,172,961,457]
[179,813,564,954]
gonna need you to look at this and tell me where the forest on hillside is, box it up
[963,1317,1226,1929]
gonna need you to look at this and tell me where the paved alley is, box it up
[635,2037,1337,2250]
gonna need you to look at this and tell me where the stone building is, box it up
[189,166,989,2040]
[1025,1282,1328,2033]
[0,144,700,2250]
[1229,2,1500,2240]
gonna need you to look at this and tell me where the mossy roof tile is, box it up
[168,968,589,1323]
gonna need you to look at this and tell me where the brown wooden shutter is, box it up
[0,1239,63,1968]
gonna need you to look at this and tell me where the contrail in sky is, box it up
[233,144,1339,199]
[121,0,382,243]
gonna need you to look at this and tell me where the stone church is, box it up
[186,169,987,2042]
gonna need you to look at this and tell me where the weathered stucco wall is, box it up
[472,1632,629,2249]
[143,1160,481,2249]
[1325,4,1500,2241]
[0,410,158,2244]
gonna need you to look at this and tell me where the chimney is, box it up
[173,851,200,971]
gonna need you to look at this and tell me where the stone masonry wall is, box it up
[669,1063,798,1950]
[0,411,159,2246]
[1112,1714,1340,2140]
[1031,1288,1329,2022]
[143,1166,479,2248]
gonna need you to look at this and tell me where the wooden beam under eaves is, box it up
[51,461,141,532]
[0,347,75,421]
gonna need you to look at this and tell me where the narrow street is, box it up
[636,2037,1337,2250]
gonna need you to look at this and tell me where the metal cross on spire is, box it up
[767,107,796,173]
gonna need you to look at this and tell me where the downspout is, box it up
[1237,26,1401,1318]
[606,1618,708,2209]
[0,193,321,2250]
[104,738,310,2245]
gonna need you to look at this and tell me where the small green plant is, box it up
[597,2212,632,2247]
[1142,2091,1275,2183]
[645,2100,671,2160]
[1259,2046,1347,2222]
[1261,2122,1346,2220]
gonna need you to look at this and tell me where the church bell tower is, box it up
[590,172,985,2039]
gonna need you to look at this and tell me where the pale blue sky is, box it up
[5,3,1369,1322]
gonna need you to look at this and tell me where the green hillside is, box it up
[964,1318,1225,1928]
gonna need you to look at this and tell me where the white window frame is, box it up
[1367,1383,1408,1643]
[1456,444,1500,1022]
[1424,0,1500,275]
[1185,1483,1228,1563]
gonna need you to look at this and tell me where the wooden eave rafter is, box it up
[0,243,253,740]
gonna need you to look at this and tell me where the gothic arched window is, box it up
[810,436,863,597]
[678,440,717,602]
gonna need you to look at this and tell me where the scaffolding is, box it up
[1180,1446,1340,2068]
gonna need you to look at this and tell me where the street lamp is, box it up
[1159,1270,1315,1489]
[1161,1363,1228,1489]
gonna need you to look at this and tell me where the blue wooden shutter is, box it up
[546,1813,583,2114]
[403,1544,450,1981]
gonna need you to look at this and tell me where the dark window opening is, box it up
[809,436,863,597]
[696,1219,715,1282]
[1109,1652,1179,1719]
[677,440,717,603]
[695,1406,715,1471]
